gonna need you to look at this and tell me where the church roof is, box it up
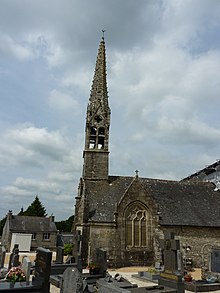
[86,176,220,227]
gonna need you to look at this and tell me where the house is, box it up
[74,36,220,268]
[1,211,58,251]
[182,160,220,189]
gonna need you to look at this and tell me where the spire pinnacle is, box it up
[88,35,110,119]
[102,29,106,40]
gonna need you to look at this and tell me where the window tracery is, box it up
[125,203,151,248]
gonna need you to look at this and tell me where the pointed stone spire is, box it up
[87,36,110,124]
[83,35,111,180]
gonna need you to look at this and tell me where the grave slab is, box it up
[184,280,220,292]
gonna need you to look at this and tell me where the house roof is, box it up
[8,215,57,233]
[86,176,220,227]
[182,160,220,181]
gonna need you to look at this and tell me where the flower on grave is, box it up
[6,267,26,282]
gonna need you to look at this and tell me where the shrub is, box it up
[64,243,74,255]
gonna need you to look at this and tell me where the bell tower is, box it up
[82,36,111,180]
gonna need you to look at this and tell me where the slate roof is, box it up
[86,176,220,227]
[182,160,220,181]
[8,215,57,232]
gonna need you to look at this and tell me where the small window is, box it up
[43,233,50,240]
[90,127,97,135]
[99,127,105,135]
[32,233,36,240]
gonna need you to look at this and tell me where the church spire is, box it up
[83,35,111,180]
[87,35,110,128]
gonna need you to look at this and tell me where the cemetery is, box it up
[1,233,220,292]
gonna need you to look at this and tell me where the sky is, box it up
[1,0,220,221]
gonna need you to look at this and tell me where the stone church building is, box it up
[74,36,220,268]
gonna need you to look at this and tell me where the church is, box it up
[74,36,220,268]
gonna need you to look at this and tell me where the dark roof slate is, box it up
[85,176,220,227]
[182,160,220,181]
[9,215,57,232]
[141,178,220,227]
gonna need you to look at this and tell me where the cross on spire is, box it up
[102,30,106,39]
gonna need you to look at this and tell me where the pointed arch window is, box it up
[89,127,97,148]
[98,127,105,149]
[125,203,151,248]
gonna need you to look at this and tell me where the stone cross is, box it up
[75,230,83,271]
[160,231,180,273]
[75,230,82,255]
[159,232,184,293]
[56,246,64,264]
[8,244,19,269]
[12,248,20,267]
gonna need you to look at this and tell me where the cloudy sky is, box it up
[1,0,220,220]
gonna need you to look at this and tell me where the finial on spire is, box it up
[102,30,106,40]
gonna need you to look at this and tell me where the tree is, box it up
[55,215,74,232]
[0,216,6,235]
[18,195,47,217]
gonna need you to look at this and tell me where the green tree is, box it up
[18,195,47,217]
[55,215,74,232]
[0,216,6,235]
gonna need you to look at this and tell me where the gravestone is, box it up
[11,248,20,267]
[56,246,64,264]
[210,247,220,273]
[177,251,183,272]
[0,246,6,268]
[95,248,107,276]
[8,244,19,269]
[60,267,84,293]
[22,256,31,284]
[32,247,52,293]
[158,232,184,293]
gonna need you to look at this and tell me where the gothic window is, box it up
[99,128,105,135]
[98,127,105,149]
[125,203,150,248]
[89,127,96,148]
[89,126,105,149]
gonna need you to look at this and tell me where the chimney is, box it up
[49,215,55,222]
[8,210,13,220]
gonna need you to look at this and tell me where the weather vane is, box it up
[102,30,106,39]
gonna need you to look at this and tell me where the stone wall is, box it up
[88,223,116,265]
[161,226,220,268]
